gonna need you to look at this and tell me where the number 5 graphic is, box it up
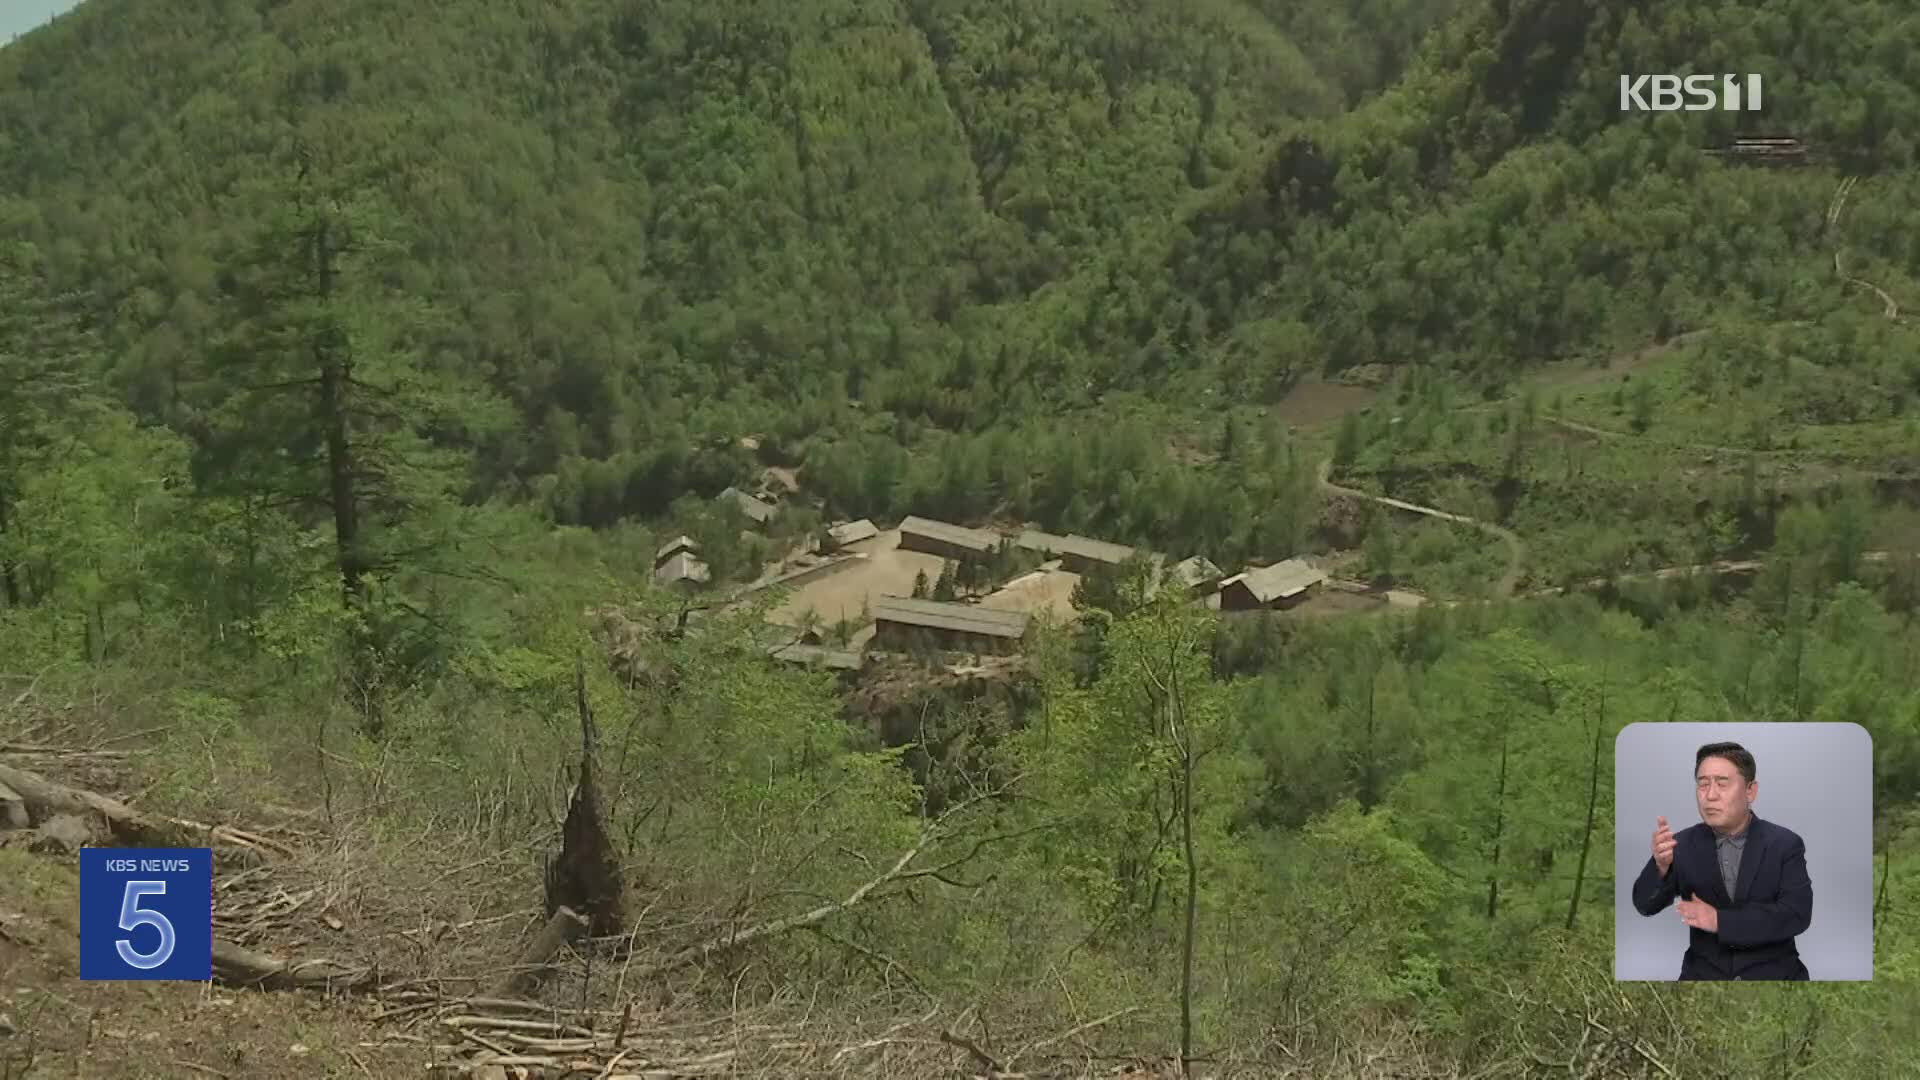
[115,880,176,970]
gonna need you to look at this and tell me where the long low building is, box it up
[898,515,1000,559]
[871,596,1029,654]
[1014,528,1071,556]
[1015,529,1145,573]
[1219,559,1327,611]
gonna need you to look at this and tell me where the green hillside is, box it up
[0,0,1434,481]
[3,1,1920,1075]
[5,0,1917,557]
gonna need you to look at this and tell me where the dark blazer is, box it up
[1632,813,1813,980]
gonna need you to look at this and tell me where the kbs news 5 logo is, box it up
[1620,74,1764,112]
[79,848,212,980]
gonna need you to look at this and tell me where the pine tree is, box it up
[194,137,468,728]
[1333,411,1363,470]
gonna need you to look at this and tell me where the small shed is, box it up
[654,550,711,588]
[1218,559,1326,611]
[718,486,778,525]
[655,534,699,567]
[826,519,880,548]
[898,515,999,560]
[871,596,1029,655]
[1167,555,1224,595]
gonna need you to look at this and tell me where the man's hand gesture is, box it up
[1676,896,1719,933]
[1652,816,1676,878]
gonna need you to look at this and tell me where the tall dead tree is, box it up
[1566,664,1607,930]
[543,657,626,938]
[1486,707,1510,920]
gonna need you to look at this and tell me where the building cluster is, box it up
[657,496,1333,670]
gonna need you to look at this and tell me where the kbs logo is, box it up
[1620,74,1763,112]
[79,848,212,981]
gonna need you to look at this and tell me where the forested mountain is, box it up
[0,0,1436,497]
[1169,0,1920,379]
[4,0,1917,544]
[3,3,1920,1075]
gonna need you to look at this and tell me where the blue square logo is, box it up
[78,848,212,981]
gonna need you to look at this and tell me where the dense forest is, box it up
[3,0,1920,1075]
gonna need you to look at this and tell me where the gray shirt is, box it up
[1715,824,1749,900]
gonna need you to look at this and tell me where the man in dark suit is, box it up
[1631,741,1813,980]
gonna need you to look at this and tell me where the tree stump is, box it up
[541,659,625,939]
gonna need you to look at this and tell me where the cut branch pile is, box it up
[422,1003,744,1079]
[384,993,1156,1079]
[212,874,324,947]
[0,717,1206,1076]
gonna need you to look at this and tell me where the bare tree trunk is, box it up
[312,213,362,612]
[0,489,20,607]
[0,761,287,863]
[1567,675,1607,929]
[1790,618,1807,720]
[495,907,588,998]
[1487,719,1508,920]
[213,938,378,991]
[1360,655,1379,810]
[1174,659,1197,1077]
[244,499,260,656]
[1874,845,1890,934]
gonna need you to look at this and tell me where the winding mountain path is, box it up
[1283,177,1916,610]
[1542,415,1912,480]
[1832,175,1905,322]
[1317,450,1914,609]
[1317,457,1526,596]
[1524,550,1904,598]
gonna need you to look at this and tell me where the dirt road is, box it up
[1525,550,1904,598]
[1317,458,1527,596]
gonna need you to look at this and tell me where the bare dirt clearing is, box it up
[1272,380,1381,428]
[768,530,949,628]
[980,566,1081,620]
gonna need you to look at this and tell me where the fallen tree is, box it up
[211,938,381,992]
[0,760,291,863]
